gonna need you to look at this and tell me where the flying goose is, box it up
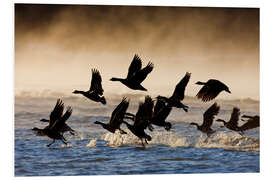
[110,54,154,91]
[195,79,231,102]
[73,69,106,105]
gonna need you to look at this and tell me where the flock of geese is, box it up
[32,54,260,147]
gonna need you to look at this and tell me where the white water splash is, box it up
[103,130,139,147]
[86,139,97,147]
[102,129,190,148]
[148,131,190,148]
[61,143,72,148]
[194,132,259,152]
[101,128,259,152]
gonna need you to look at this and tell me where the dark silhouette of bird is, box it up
[73,69,106,105]
[32,99,73,147]
[122,120,152,148]
[124,95,154,131]
[40,118,75,136]
[216,107,244,135]
[94,97,129,134]
[195,79,231,102]
[150,97,173,131]
[125,96,173,131]
[110,54,154,91]
[157,72,191,112]
[239,115,260,131]
[190,102,220,137]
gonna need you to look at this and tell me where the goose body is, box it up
[73,69,106,105]
[32,99,73,147]
[196,79,231,102]
[110,54,154,91]
[124,96,154,131]
[157,72,191,112]
[40,119,75,135]
[151,98,172,131]
[94,97,129,134]
[190,102,220,137]
[216,107,242,133]
[239,115,260,131]
[122,120,152,147]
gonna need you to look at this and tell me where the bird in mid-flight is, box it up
[124,95,154,131]
[216,107,243,135]
[195,79,231,102]
[239,115,260,131]
[157,72,191,112]
[32,99,73,147]
[73,69,106,105]
[190,102,220,137]
[110,54,154,91]
[94,97,129,134]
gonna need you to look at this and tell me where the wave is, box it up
[99,129,259,152]
[194,132,259,152]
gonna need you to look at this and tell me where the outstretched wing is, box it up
[239,115,260,131]
[130,61,154,84]
[110,97,129,128]
[228,107,240,126]
[153,98,166,117]
[141,96,154,119]
[202,102,220,129]
[133,96,154,129]
[127,54,142,79]
[172,72,191,100]
[196,80,229,102]
[135,102,144,125]
[89,69,104,95]
[61,106,73,123]
[155,106,172,123]
[51,106,73,131]
[49,99,64,128]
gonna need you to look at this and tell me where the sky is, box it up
[14,4,259,100]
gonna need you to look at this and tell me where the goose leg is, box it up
[203,137,209,143]
[141,139,145,148]
[183,105,189,112]
[145,139,148,144]
[124,116,134,120]
[61,139,67,145]
[148,124,154,131]
[125,112,135,117]
[47,139,55,147]
[119,129,127,134]
[69,130,76,136]
[217,126,225,130]
[238,131,245,136]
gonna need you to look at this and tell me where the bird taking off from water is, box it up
[124,95,154,132]
[216,107,243,135]
[195,79,231,102]
[110,54,154,91]
[151,97,173,131]
[157,72,191,112]
[125,96,173,131]
[190,102,220,137]
[94,97,129,134]
[239,115,260,131]
[73,69,106,105]
[32,99,73,147]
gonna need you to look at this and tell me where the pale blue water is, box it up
[14,94,259,176]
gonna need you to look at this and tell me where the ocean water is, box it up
[14,93,260,176]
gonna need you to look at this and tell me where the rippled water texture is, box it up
[15,94,259,176]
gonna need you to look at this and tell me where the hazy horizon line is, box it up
[14,89,260,102]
